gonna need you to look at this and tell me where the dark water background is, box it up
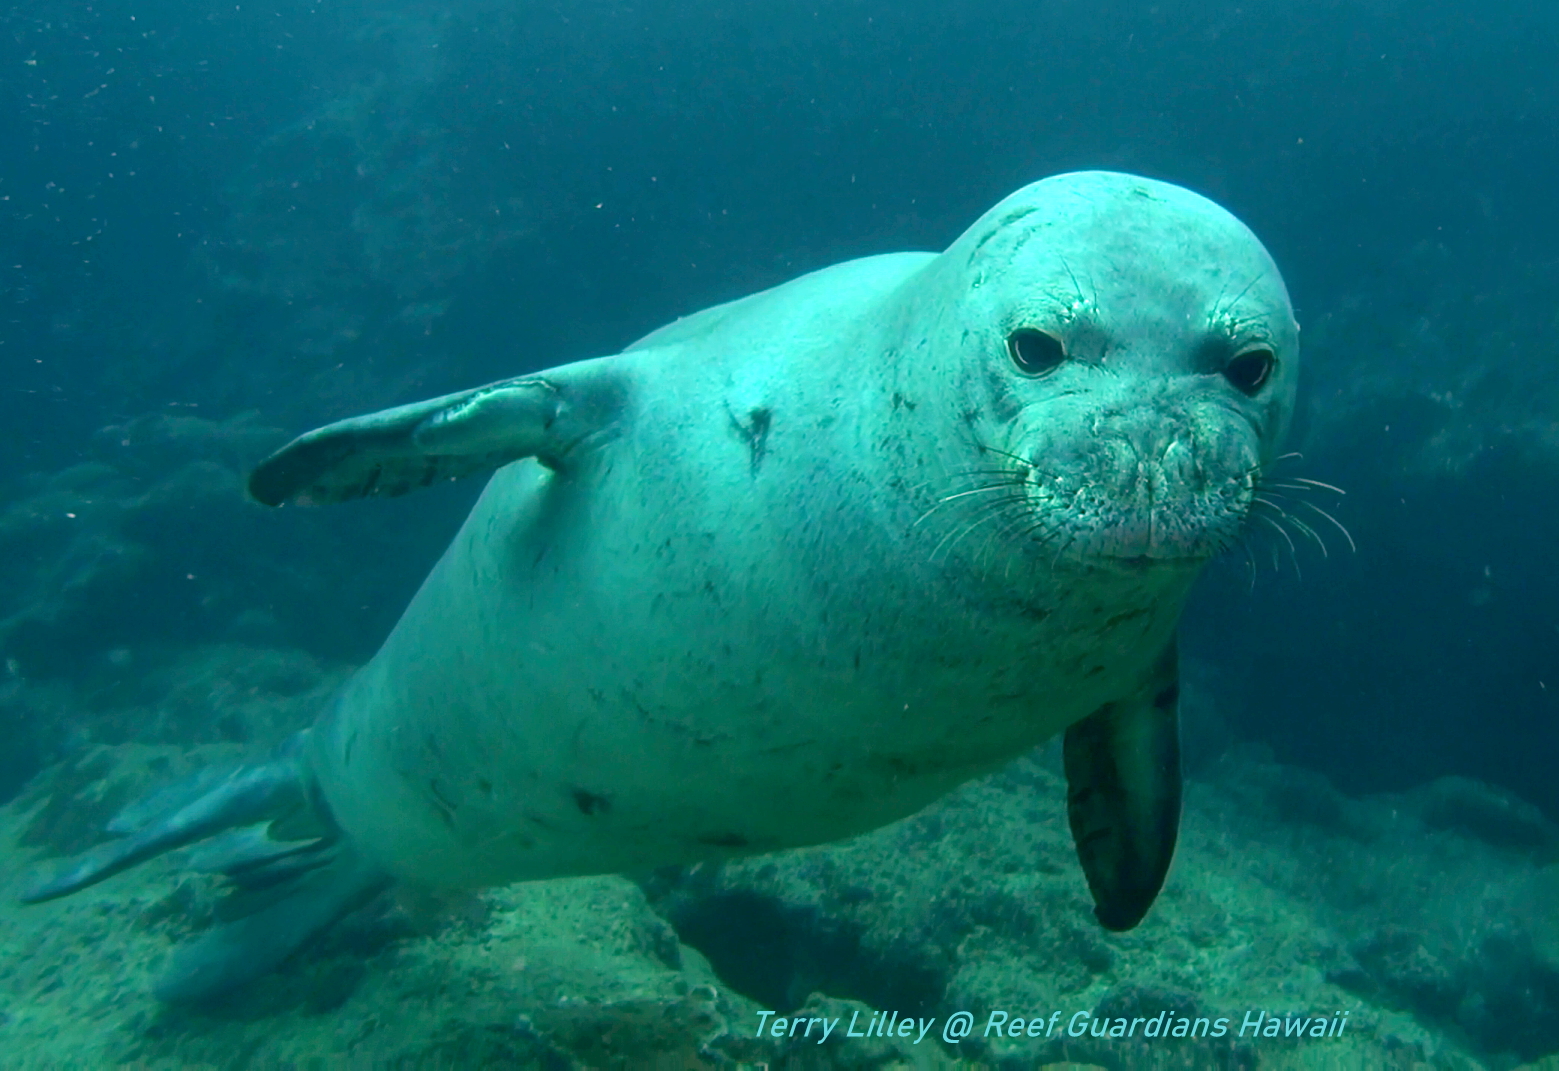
[2,0,1556,820]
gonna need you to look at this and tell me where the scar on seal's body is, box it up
[727,405,773,473]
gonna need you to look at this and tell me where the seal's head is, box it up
[909,171,1298,577]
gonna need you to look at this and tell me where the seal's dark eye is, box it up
[1223,349,1275,395]
[1006,329,1066,376]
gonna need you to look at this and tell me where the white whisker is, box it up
[1255,497,1327,558]
[1252,512,1301,580]
[1287,476,1346,495]
[912,484,1025,529]
[1292,499,1357,553]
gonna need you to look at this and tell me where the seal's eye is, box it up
[1006,329,1066,376]
[1223,348,1275,395]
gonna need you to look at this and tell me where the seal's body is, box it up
[23,172,1299,1002]
[320,254,1186,888]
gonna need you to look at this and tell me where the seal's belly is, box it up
[314,451,1171,890]
[320,668,1091,891]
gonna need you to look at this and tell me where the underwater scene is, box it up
[2,0,1557,1067]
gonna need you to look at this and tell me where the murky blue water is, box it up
[1,1,1555,1066]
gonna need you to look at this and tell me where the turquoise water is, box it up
[1,1,1555,1066]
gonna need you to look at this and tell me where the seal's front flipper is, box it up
[249,364,624,507]
[1063,639,1182,931]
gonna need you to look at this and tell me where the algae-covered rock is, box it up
[646,745,1535,1069]
[1404,776,1559,854]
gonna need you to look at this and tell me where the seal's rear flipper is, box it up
[1063,639,1183,931]
[154,843,389,1004]
[19,737,314,905]
[18,731,391,1003]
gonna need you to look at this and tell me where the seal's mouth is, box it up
[921,404,1276,577]
[917,456,1254,579]
[1018,448,1257,572]
[1030,498,1252,572]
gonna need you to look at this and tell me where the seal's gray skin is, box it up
[21,171,1299,1002]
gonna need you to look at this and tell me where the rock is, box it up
[1405,776,1559,853]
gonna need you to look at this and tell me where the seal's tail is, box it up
[18,732,390,1003]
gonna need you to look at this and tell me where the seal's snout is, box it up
[1078,430,1204,499]
[1022,400,1257,566]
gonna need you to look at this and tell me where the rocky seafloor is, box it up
[1,645,1556,1070]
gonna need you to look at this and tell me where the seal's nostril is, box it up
[1160,438,1199,486]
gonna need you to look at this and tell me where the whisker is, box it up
[1252,512,1301,580]
[930,517,985,563]
[906,472,1025,498]
[913,491,1027,531]
[936,494,1029,530]
[904,469,1017,495]
[993,510,1055,551]
[1060,254,1088,309]
[929,499,1028,562]
[1287,476,1347,495]
[1234,533,1260,593]
[1260,479,1345,498]
[1254,497,1328,558]
[939,485,1026,503]
[979,507,1039,570]
[1259,486,1346,501]
[993,513,1059,582]
[927,483,1025,509]
[1242,451,1306,482]
[942,464,1028,477]
[1011,518,1064,578]
[1050,533,1078,572]
[1021,517,1062,545]
[1212,271,1265,326]
[1291,499,1357,554]
[976,444,1033,466]
[1285,515,1329,558]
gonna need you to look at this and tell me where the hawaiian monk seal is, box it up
[21,171,1300,1002]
